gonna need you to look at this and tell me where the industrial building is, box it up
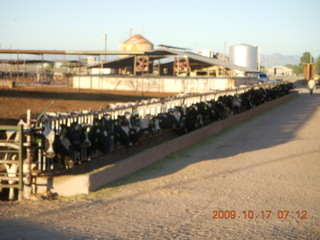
[267,66,293,77]
[88,35,259,78]
[0,35,261,92]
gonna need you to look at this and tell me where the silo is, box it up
[121,34,154,52]
[229,44,258,70]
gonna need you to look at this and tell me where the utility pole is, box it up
[310,51,312,64]
[103,34,107,61]
[257,46,261,71]
[223,41,226,61]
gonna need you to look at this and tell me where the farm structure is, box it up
[0,81,296,200]
[80,48,260,92]
[0,49,145,86]
[0,47,259,91]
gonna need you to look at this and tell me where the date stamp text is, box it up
[212,210,308,220]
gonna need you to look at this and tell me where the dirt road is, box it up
[0,86,319,239]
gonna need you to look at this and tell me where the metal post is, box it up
[134,55,136,76]
[257,46,261,71]
[17,54,20,83]
[79,54,81,75]
[18,124,23,201]
[103,34,107,61]
[42,54,44,82]
[22,109,32,200]
[309,52,312,64]
[23,60,26,82]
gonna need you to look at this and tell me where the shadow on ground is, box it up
[0,218,76,239]
[98,87,319,192]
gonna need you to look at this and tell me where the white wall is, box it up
[72,75,254,93]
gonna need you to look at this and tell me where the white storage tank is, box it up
[229,44,258,70]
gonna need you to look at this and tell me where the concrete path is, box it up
[0,86,319,239]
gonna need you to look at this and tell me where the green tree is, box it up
[292,65,303,74]
[300,51,314,64]
[292,52,316,75]
[284,64,294,69]
[315,55,320,73]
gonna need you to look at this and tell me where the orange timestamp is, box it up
[212,210,308,220]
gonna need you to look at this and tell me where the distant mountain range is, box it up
[260,53,300,68]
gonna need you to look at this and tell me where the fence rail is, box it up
[0,125,24,200]
[42,81,283,132]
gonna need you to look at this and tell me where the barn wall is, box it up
[41,91,298,196]
[72,76,254,93]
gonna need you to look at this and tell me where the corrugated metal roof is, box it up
[90,48,259,73]
[0,49,144,55]
[170,50,259,73]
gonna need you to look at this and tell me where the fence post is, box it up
[18,124,24,201]
[23,109,32,200]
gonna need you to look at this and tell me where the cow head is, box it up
[42,122,56,159]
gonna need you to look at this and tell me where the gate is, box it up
[0,125,24,200]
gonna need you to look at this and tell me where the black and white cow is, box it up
[101,114,116,152]
[87,118,110,155]
[57,122,94,167]
[114,113,140,146]
[67,122,91,162]
[182,104,203,132]
[42,121,56,159]
[53,124,74,169]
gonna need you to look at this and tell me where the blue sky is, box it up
[0,0,319,57]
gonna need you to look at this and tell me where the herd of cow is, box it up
[37,82,295,170]
[0,82,296,200]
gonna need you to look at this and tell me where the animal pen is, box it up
[0,81,289,200]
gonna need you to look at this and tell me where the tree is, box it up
[292,65,303,74]
[315,55,320,74]
[300,51,314,64]
[291,52,316,75]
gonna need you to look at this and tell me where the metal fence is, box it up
[0,125,24,200]
[40,81,283,133]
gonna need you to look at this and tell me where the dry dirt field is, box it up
[0,86,176,123]
[0,85,319,239]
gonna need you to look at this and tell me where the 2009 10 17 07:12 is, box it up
[212,210,308,220]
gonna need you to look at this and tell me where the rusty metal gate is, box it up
[0,125,24,200]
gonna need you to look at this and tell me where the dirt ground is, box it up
[0,86,176,123]
[0,85,319,239]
